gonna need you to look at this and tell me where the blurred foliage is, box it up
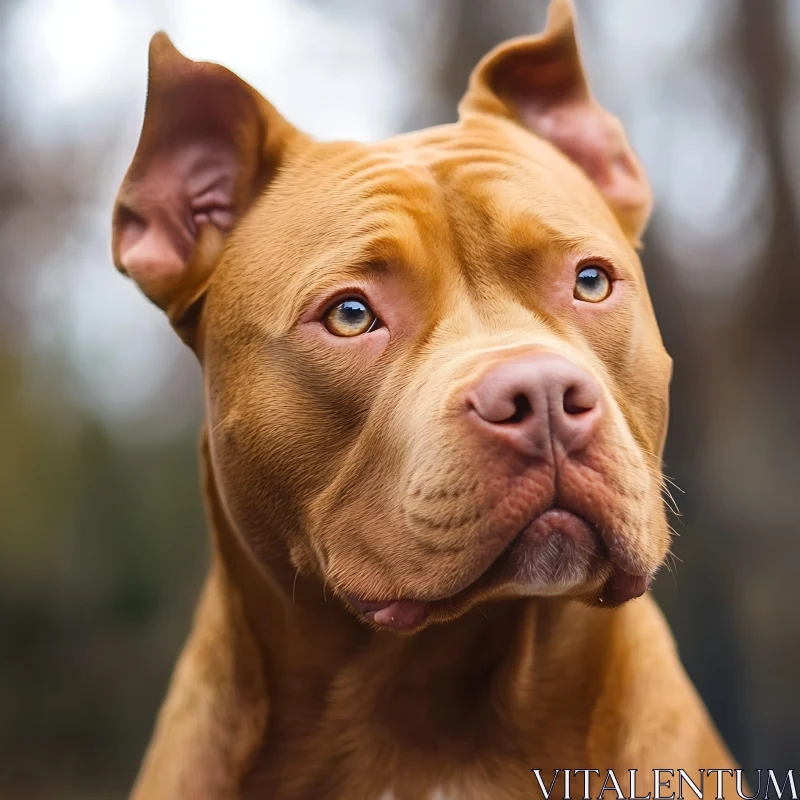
[0,351,205,797]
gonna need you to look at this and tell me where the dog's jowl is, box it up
[112,1,741,798]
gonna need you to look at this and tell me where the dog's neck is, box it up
[196,436,614,793]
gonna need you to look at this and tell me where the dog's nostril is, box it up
[563,385,594,416]
[505,393,533,424]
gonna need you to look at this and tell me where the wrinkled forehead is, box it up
[220,119,639,322]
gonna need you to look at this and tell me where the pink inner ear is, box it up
[112,37,271,311]
[116,141,239,301]
[524,101,649,214]
[185,146,238,232]
[117,222,185,300]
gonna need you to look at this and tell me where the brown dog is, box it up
[112,1,740,798]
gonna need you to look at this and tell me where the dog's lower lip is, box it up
[347,597,430,631]
[599,567,651,606]
[517,508,600,547]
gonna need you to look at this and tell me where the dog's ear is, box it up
[459,0,651,243]
[112,33,299,344]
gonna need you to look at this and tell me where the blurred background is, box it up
[0,0,798,796]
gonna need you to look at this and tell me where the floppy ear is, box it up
[459,0,651,243]
[112,33,298,343]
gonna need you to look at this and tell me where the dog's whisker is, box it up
[662,475,686,494]
[661,495,679,516]
[666,523,680,538]
[661,485,682,517]
[664,552,679,589]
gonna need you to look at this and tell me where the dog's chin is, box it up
[344,509,653,633]
[494,508,605,595]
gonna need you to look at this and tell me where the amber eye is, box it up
[323,298,381,337]
[574,265,612,303]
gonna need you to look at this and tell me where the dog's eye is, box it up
[323,298,381,337]
[574,265,612,303]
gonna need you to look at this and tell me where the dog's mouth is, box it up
[345,508,651,632]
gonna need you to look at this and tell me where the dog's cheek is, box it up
[204,330,394,560]
[288,327,390,435]
[610,289,672,459]
[205,382,309,565]
[628,351,672,459]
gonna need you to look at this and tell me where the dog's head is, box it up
[113,0,673,632]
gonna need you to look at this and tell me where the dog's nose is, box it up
[466,354,602,457]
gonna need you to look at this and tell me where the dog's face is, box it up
[113,0,672,631]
